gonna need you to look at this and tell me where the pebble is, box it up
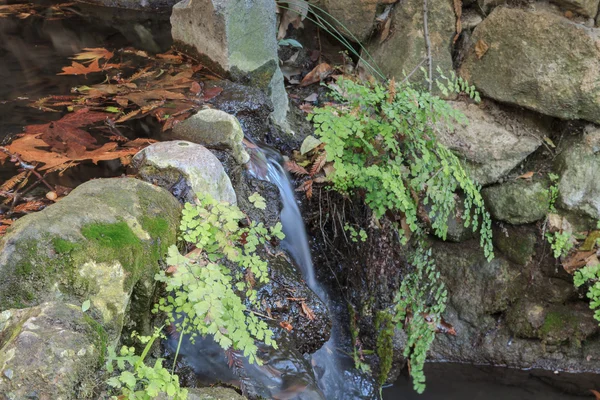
[3,369,13,380]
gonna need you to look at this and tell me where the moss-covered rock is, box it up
[0,178,181,338]
[0,302,105,399]
[492,224,537,265]
[482,180,550,225]
[506,301,599,345]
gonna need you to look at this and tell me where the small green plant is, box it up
[546,231,573,259]
[548,173,559,212]
[574,264,600,323]
[344,223,367,242]
[154,194,283,365]
[374,311,394,392]
[309,77,492,393]
[105,328,187,399]
[436,68,481,102]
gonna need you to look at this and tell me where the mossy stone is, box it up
[492,224,537,265]
[0,178,181,339]
[482,180,550,225]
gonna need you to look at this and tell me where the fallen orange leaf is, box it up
[516,171,534,180]
[300,63,333,87]
[58,59,103,76]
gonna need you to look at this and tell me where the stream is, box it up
[1,2,599,399]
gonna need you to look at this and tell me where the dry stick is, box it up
[0,147,54,192]
[423,0,433,92]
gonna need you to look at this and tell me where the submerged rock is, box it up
[186,387,246,400]
[0,178,180,338]
[555,132,600,219]
[460,7,600,124]
[171,109,249,164]
[0,302,104,399]
[482,180,550,225]
[170,0,289,127]
[438,101,545,185]
[133,141,237,205]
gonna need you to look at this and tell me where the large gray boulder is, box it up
[171,0,289,128]
[460,7,600,124]
[482,180,550,225]
[171,109,249,164]
[365,0,454,90]
[556,127,600,219]
[0,302,105,399]
[0,178,181,338]
[438,101,545,185]
[133,141,237,205]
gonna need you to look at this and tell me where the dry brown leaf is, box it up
[190,81,201,94]
[301,302,316,321]
[380,18,392,44]
[0,225,7,236]
[203,86,223,101]
[279,321,293,332]
[300,63,333,87]
[475,39,489,59]
[119,89,186,107]
[13,200,46,213]
[284,160,309,176]
[453,0,462,43]
[58,59,103,76]
[0,219,14,225]
[5,133,150,171]
[0,171,28,192]
[562,251,596,274]
[295,180,313,199]
[71,48,114,63]
[591,389,600,400]
[310,151,327,176]
[245,269,256,289]
[24,108,109,157]
[516,171,534,180]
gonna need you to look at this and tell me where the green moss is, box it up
[539,310,575,337]
[141,217,169,238]
[83,313,108,364]
[375,310,394,389]
[52,238,79,254]
[81,222,141,249]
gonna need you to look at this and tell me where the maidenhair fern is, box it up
[309,77,493,392]
[154,193,283,365]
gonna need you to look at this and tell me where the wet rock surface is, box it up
[133,140,237,205]
[0,302,104,400]
[186,387,246,400]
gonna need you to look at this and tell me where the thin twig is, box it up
[401,57,427,85]
[423,0,433,92]
[0,147,54,191]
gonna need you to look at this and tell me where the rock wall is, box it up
[313,0,600,380]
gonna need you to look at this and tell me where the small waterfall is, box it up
[247,144,373,399]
